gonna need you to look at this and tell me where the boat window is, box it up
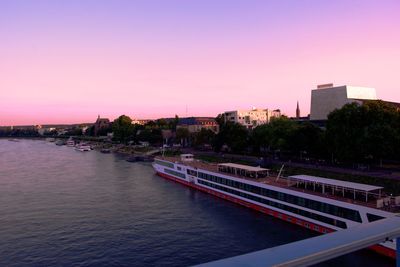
[187,169,198,176]
[155,160,174,169]
[197,172,361,223]
[366,213,385,222]
[164,168,186,179]
[197,179,347,229]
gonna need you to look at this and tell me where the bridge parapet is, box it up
[196,215,400,267]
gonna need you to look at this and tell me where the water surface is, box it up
[0,139,394,266]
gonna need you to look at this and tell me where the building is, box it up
[0,126,12,131]
[177,117,219,133]
[223,108,281,129]
[310,84,377,121]
[94,115,111,136]
[9,125,37,131]
[38,127,56,135]
[132,119,153,125]
[296,101,301,119]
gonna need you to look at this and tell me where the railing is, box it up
[195,215,400,267]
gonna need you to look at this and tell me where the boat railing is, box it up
[158,156,400,211]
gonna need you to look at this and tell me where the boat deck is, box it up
[158,156,400,212]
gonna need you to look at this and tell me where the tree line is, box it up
[112,100,400,166]
[6,99,396,167]
[109,115,216,148]
[213,100,400,166]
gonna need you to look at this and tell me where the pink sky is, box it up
[1,1,400,125]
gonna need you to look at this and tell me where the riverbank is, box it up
[7,137,400,194]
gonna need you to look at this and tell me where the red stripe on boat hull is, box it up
[370,244,396,259]
[156,171,396,260]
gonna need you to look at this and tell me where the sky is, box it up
[1,0,400,125]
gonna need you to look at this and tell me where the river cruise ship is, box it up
[152,154,400,258]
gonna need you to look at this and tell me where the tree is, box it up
[169,115,179,130]
[112,115,134,143]
[290,122,325,158]
[176,127,190,146]
[65,128,83,136]
[145,120,156,128]
[326,101,400,164]
[251,123,271,154]
[155,118,169,129]
[215,114,225,126]
[43,129,58,136]
[326,103,364,163]
[193,128,216,148]
[214,122,248,153]
[97,124,113,136]
[85,125,95,136]
[361,101,400,164]
[252,116,297,155]
[136,128,163,144]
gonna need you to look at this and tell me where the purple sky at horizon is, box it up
[1,0,400,125]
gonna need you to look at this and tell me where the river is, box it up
[0,139,394,266]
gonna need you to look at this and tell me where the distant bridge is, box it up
[196,215,400,267]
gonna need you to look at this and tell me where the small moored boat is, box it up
[66,139,75,147]
[75,144,91,152]
[55,140,66,146]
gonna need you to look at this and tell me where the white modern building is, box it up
[224,108,281,129]
[310,84,377,120]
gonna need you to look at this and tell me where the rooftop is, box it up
[288,174,383,192]
[218,163,270,172]
[178,117,217,125]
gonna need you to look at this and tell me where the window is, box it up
[366,213,385,222]
[197,179,347,229]
[164,168,186,179]
[197,172,361,223]
[187,169,198,176]
[155,160,174,169]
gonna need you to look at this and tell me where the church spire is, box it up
[296,101,300,118]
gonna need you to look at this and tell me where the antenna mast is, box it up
[276,164,285,182]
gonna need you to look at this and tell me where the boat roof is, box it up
[218,163,270,172]
[288,174,383,192]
